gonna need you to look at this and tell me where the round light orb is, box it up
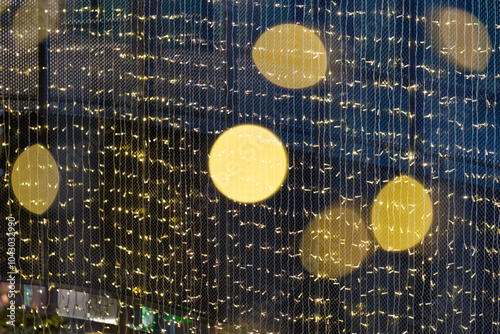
[0,1,9,15]
[209,124,288,204]
[300,206,373,279]
[371,175,433,252]
[13,0,59,49]
[11,144,60,215]
[429,7,491,72]
[252,24,328,89]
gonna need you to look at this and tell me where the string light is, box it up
[1,0,499,333]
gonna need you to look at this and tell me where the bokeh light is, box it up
[209,124,288,204]
[13,0,59,49]
[1,0,498,332]
[0,1,9,15]
[428,7,491,72]
[300,206,373,279]
[252,24,328,89]
[371,175,433,252]
[11,144,60,215]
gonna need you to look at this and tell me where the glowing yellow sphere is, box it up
[429,7,491,72]
[252,24,328,89]
[13,0,59,49]
[371,175,433,252]
[209,124,288,204]
[11,144,60,215]
[300,206,373,279]
[0,1,9,15]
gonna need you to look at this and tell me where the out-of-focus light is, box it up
[11,144,59,215]
[12,0,59,49]
[371,175,433,252]
[301,206,373,278]
[0,0,9,15]
[209,124,288,204]
[429,7,491,72]
[252,24,328,89]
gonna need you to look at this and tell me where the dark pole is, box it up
[408,0,417,175]
[38,0,50,289]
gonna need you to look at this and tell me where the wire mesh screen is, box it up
[1,0,499,333]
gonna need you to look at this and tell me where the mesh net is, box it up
[0,0,499,333]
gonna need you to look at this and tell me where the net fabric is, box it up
[0,0,499,333]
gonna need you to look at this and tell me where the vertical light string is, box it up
[3,0,500,333]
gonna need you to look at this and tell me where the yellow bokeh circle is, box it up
[429,7,491,72]
[11,144,60,215]
[371,175,433,252]
[209,124,288,204]
[252,24,328,89]
[0,1,9,15]
[13,0,59,49]
[300,206,373,279]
